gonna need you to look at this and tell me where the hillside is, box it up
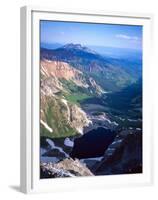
[41,43,138,92]
[40,58,105,138]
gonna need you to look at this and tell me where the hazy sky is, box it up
[40,20,142,50]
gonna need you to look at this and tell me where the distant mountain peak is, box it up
[63,43,82,49]
[62,43,97,54]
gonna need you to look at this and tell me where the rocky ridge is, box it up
[40,158,94,178]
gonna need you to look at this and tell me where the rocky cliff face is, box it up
[93,130,142,175]
[41,60,89,88]
[88,77,105,96]
[69,104,92,134]
[40,158,94,178]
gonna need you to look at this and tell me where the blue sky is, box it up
[40,20,142,50]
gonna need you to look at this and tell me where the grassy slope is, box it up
[60,79,92,105]
[40,96,76,138]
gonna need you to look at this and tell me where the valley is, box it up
[40,43,142,178]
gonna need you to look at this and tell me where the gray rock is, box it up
[40,158,94,178]
[93,130,142,175]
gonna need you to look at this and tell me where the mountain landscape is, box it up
[40,42,142,178]
[41,43,140,92]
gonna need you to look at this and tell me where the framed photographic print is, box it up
[20,6,153,193]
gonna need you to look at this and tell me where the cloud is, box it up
[60,31,65,35]
[116,34,139,41]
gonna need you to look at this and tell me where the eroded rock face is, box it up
[41,60,89,88]
[40,158,94,178]
[88,77,105,96]
[41,77,63,96]
[69,104,92,134]
[93,130,142,175]
[55,158,94,176]
[40,163,75,178]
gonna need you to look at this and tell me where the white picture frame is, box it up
[20,6,153,194]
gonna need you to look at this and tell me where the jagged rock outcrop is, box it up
[69,104,92,134]
[88,77,105,96]
[93,130,142,175]
[41,76,63,96]
[40,158,94,178]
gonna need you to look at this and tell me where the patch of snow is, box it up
[106,148,116,156]
[46,138,69,158]
[111,139,123,145]
[40,156,59,163]
[104,118,112,124]
[76,127,84,134]
[119,117,125,121]
[102,91,109,94]
[128,118,137,122]
[104,118,118,126]
[40,120,53,133]
[81,156,103,162]
[40,148,47,156]
[112,121,119,126]
[46,138,55,148]
[64,137,74,147]
[61,98,70,121]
